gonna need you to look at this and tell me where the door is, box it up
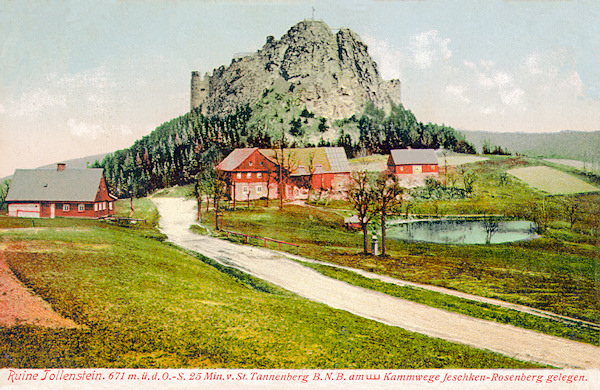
[50,203,55,218]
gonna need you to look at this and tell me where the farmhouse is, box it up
[215,148,280,202]
[387,149,439,176]
[6,164,116,219]
[216,147,351,201]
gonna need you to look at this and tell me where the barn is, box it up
[387,149,439,176]
[6,164,116,219]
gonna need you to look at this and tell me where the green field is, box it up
[209,157,600,329]
[0,199,539,368]
[508,166,599,195]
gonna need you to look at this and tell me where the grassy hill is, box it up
[0,198,538,369]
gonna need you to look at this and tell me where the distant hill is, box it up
[36,153,111,170]
[1,153,111,181]
[460,130,600,163]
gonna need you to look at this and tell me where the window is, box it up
[257,172,262,179]
[78,204,85,212]
[109,202,113,210]
[256,186,263,194]
[242,186,249,194]
[94,203,98,211]
[247,172,252,179]
[63,204,70,212]
[103,202,107,210]
[249,161,253,166]
[237,173,242,179]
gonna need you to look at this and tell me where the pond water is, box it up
[387,219,538,245]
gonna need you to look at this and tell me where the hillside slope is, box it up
[461,130,600,162]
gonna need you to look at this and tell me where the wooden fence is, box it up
[222,229,300,254]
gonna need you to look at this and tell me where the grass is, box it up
[152,185,194,198]
[0,200,540,369]
[508,166,600,195]
[298,261,599,345]
[211,157,599,327]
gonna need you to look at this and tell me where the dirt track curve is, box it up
[153,197,600,369]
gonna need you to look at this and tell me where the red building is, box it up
[215,148,280,202]
[216,147,351,201]
[6,164,116,219]
[387,149,439,176]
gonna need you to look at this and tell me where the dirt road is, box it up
[153,197,600,369]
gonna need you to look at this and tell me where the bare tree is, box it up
[272,147,297,210]
[208,170,230,230]
[348,171,378,255]
[482,217,500,244]
[372,172,404,256]
[560,195,582,230]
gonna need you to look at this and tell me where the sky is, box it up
[1,0,599,178]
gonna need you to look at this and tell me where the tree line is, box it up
[96,102,475,199]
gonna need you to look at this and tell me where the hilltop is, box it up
[191,20,401,120]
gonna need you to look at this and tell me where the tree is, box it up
[372,173,404,256]
[0,179,10,211]
[482,217,500,244]
[272,144,297,210]
[461,169,476,195]
[348,171,378,255]
[208,170,230,230]
[318,117,329,133]
[560,195,582,230]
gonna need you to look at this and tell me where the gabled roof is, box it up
[389,149,439,165]
[6,168,105,202]
[259,147,350,175]
[215,148,259,171]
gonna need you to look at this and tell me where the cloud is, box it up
[409,30,451,69]
[0,103,5,114]
[5,67,117,118]
[445,84,471,104]
[67,119,104,139]
[364,35,403,80]
[9,88,67,116]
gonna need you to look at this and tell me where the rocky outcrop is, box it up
[191,20,401,119]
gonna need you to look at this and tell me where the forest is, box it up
[97,103,475,199]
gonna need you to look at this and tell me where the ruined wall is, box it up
[190,71,210,111]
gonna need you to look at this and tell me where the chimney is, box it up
[57,163,66,171]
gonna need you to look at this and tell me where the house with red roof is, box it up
[216,147,351,201]
[6,163,116,219]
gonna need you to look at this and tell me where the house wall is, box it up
[9,201,114,219]
[389,164,439,175]
[8,203,40,218]
[232,181,279,201]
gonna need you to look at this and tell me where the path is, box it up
[153,197,600,369]
[0,240,79,328]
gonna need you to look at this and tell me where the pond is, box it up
[386,219,538,245]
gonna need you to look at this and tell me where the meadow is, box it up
[508,166,599,195]
[0,199,539,368]
[206,156,599,341]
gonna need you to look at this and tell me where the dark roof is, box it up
[215,148,259,171]
[389,149,439,165]
[6,168,105,202]
[259,147,350,175]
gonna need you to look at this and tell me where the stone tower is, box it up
[190,71,209,111]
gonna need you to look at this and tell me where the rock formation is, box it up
[191,20,401,120]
